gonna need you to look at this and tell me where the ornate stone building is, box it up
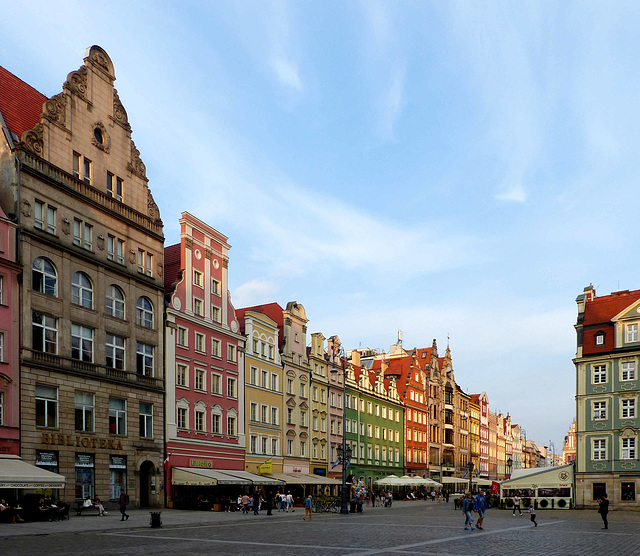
[0,47,165,506]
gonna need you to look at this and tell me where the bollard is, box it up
[150,511,162,528]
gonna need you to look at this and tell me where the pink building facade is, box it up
[164,212,245,506]
[0,206,19,455]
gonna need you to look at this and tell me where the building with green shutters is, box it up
[343,350,404,492]
[574,285,640,509]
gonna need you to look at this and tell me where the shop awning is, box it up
[266,473,341,485]
[0,455,66,489]
[171,468,252,486]
[171,468,285,486]
[441,477,470,484]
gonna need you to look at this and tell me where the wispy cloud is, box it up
[269,58,303,91]
[233,278,278,308]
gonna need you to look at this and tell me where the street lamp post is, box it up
[467,461,474,493]
[331,344,351,515]
[506,457,513,479]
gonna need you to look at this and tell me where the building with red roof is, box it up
[1,47,166,507]
[164,212,247,506]
[574,285,640,509]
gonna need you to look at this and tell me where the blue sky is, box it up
[4,1,640,452]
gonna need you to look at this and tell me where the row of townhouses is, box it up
[0,47,559,509]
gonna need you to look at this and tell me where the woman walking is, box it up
[462,492,475,530]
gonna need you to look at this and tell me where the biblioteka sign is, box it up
[41,432,123,451]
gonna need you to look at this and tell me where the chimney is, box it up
[351,349,361,367]
[584,284,595,302]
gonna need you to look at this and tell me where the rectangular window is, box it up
[73,152,92,184]
[195,332,205,353]
[300,411,306,427]
[250,435,257,453]
[287,378,293,395]
[193,298,203,316]
[109,455,126,500]
[177,407,187,429]
[287,408,293,424]
[272,438,278,455]
[287,439,293,456]
[593,365,607,384]
[312,386,318,401]
[261,404,269,423]
[71,324,93,362]
[139,403,153,438]
[109,398,126,436]
[300,383,307,398]
[106,333,125,370]
[271,373,278,391]
[75,453,94,500]
[627,324,639,343]
[32,311,57,353]
[211,373,221,395]
[195,410,205,432]
[300,441,306,457]
[227,415,236,436]
[212,306,221,323]
[593,401,607,420]
[193,270,203,287]
[228,344,237,363]
[212,338,221,357]
[106,173,124,202]
[593,439,606,460]
[622,481,636,501]
[176,364,187,387]
[0,391,3,426]
[36,384,58,428]
[136,342,154,376]
[83,157,92,184]
[177,327,187,347]
[211,279,221,295]
[35,201,56,234]
[212,413,221,434]
[227,377,237,398]
[137,249,153,276]
[250,366,258,385]
[250,402,258,421]
[622,437,636,459]
[195,368,205,391]
[73,219,93,250]
[622,399,636,419]
[313,416,318,431]
[261,370,268,388]
[622,362,637,381]
[107,235,125,264]
[74,392,94,432]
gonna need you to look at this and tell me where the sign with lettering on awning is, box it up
[0,455,66,489]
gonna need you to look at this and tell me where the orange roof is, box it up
[0,65,47,141]
[236,302,284,342]
[583,289,640,326]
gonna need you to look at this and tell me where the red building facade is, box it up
[164,212,245,506]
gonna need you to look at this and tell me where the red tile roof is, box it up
[164,243,182,292]
[0,65,47,141]
[583,289,640,326]
[236,302,284,339]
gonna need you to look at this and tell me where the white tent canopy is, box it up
[0,455,66,489]
[441,477,470,484]
[374,475,404,486]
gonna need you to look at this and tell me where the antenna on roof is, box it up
[398,330,403,345]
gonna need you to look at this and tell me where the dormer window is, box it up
[627,324,639,343]
[595,332,605,346]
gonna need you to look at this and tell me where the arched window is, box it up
[106,285,126,320]
[32,257,57,296]
[71,272,93,309]
[136,297,154,329]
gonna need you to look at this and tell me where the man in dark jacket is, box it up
[598,494,609,529]
[119,489,130,521]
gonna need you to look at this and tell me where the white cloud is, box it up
[269,57,303,91]
[232,278,279,308]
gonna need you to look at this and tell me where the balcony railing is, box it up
[26,349,163,390]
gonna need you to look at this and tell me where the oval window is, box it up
[94,127,103,144]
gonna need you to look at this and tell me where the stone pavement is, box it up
[1,500,640,555]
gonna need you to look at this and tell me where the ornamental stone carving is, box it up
[42,93,67,127]
[21,199,31,218]
[90,48,111,74]
[185,237,193,250]
[147,189,162,224]
[127,140,147,179]
[204,248,212,260]
[113,89,130,130]
[21,123,44,155]
[91,121,110,153]
[62,218,71,235]
[64,66,88,100]
[97,235,105,251]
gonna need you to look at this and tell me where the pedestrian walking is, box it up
[253,493,261,515]
[598,493,609,530]
[118,488,129,521]
[303,495,313,520]
[513,494,523,516]
[445,490,450,504]
[241,493,250,514]
[286,492,294,512]
[266,491,273,516]
[528,506,537,527]
[474,489,488,530]
[462,492,475,530]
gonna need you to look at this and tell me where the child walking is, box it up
[528,506,537,527]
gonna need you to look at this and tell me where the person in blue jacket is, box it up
[474,489,488,530]
[462,492,475,530]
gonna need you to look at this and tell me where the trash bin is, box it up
[150,511,162,528]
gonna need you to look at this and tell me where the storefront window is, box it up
[593,482,607,502]
[75,453,95,500]
[109,455,127,500]
[36,450,60,499]
[621,482,636,501]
